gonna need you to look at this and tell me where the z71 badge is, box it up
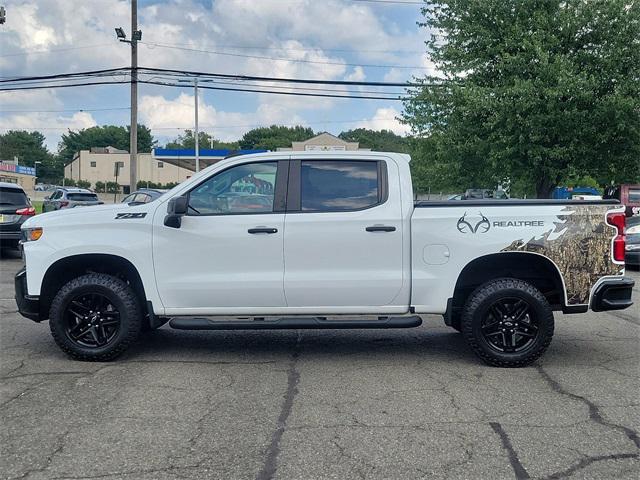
[115,212,147,219]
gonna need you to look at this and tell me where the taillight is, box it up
[606,212,626,262]
[60,201,69,207]
[16,207,36,216]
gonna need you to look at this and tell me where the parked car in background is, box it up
[625,215,640,268]
[552,186,601,200]
[604,184,640,217]
[42,188,103,212]
[121,188,167,205]
[447,194,463,201]
[463,189,509,200]
[0,182,35,250]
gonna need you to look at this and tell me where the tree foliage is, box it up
[0,130,63,183]
[238,125,314,151]
[58,125,155,164]
[165,130,239,150]
[339,128,410,153]
[403,0,640,197]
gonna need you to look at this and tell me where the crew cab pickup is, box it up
[15,152,634,367]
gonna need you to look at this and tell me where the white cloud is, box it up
[0,89,97,150]
[356,107,409,136]
[139,92,304,143]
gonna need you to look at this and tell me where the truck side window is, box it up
[188,162,277,215]
[300,160,379,212]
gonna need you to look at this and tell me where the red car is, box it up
[604,184,640,217]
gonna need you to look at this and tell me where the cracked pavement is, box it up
[1,250,638,479]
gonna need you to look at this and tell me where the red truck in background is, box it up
[604,184,640,217]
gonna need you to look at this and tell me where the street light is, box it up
[115,27,141,43]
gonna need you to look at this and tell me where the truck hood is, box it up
[23,202,157,229]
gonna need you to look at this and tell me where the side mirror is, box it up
[164,196,188,228]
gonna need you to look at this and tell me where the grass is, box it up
[31,200,43,214]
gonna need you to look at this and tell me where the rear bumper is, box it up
[625,251,640,266]
[0,231,21,241]
[591,277,635,312]
[14,267,41,322]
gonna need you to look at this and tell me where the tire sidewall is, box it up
[49,275,141,360]
[462,280,554,366]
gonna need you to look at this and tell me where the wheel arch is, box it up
[39,253,147,320]
[448,252,567,326]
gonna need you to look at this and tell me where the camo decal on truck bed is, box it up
[502,205,622,305]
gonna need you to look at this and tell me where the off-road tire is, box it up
[49,273,142,361]
[461,278,554,367]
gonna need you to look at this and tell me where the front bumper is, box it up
[591,277,635,312]
[14,267,41,322]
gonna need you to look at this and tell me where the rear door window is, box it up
[299,160,380,212]
[0,187,28,206]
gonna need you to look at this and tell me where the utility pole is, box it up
[129,0,138,193]
[194,77,200,172]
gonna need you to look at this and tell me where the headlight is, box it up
[22,227,43,242]
[626,225,640,235]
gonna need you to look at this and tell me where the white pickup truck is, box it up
[15,152,634,367]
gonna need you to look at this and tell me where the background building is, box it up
[64,147,193,192]
[277,132,369,152]
[0,161,36,190]
[152,148,268,171]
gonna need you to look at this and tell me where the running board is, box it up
[169,316,422,330]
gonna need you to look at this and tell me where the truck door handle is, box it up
[366,225,396,232]
[248,227,278,234]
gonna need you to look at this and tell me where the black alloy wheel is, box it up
[461,278,555,367]
[480,297,538,353]
[49,273,142,361]
[64,293,121,348]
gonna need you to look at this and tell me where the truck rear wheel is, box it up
[49,273,142,361]
[461,278,554,367]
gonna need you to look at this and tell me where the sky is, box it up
[0,0,435,151]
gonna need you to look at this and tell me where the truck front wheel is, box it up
[49,273,142,361]
[461,278,554,367]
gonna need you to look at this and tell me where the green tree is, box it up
[165,130,239,150]
[58,125,155,164]
[338,128,410,153]
[0,130,63,182]
[403,0,640,198]
[238,125,314,151]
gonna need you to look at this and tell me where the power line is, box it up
[0,66,427,87]
[348,0,423,4]
[138,66,426,87]
[0,107,130,113]
[0,67,130,84]
[0,44,114,58]
[143,40,423,56]
[0,80,132,92]
[140,79,403,101]
[141,41,428,70]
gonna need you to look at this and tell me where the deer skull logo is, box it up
[457,212,491,234]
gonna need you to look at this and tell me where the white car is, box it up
[16,152,633,366]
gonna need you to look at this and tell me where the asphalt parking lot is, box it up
[1,250,638,480]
